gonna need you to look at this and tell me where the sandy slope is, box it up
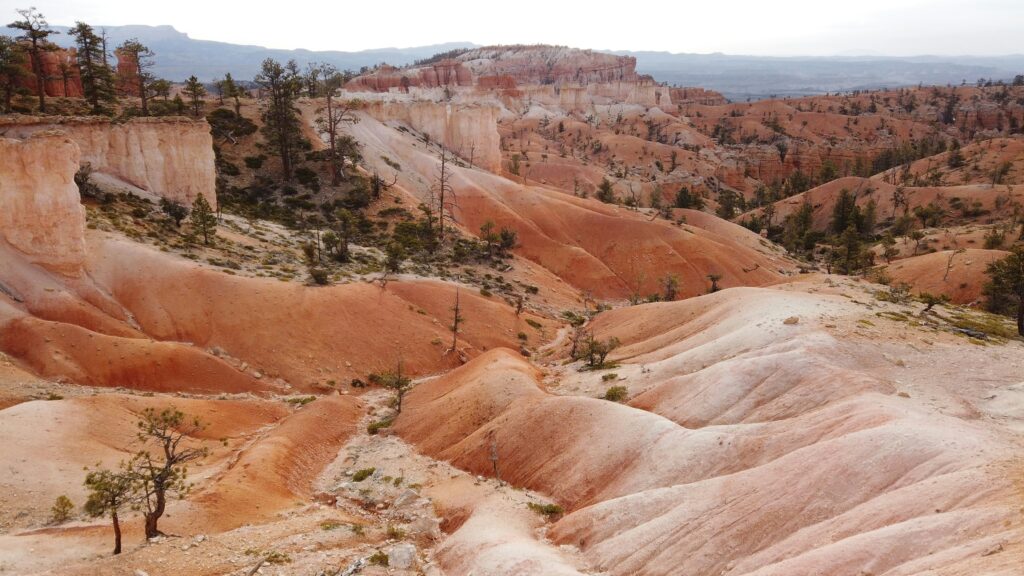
[394,278,1024,575]
[344,111,793,299]
[883,248,1009,304]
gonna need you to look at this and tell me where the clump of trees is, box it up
[254,58,305,181]
[4,8,181,117]
[81,407,209,555]
[69,21,116,114]
[572,332,620,369]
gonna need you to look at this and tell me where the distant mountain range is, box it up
[0,24,475,82]
[617,51,1024,100]
[3,24,1022,101]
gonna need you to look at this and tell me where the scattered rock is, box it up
[981,542,1004,556]
[393,489,419,509]
[388,543,417,570]
[783,316,799,325]
[134,570,150,576]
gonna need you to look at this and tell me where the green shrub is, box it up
[352,468,376,482]
[264,551,291,565]
[527,502,564,516]
[285,396,316,406]
[367,417,393,435]
[603,386,628,402]
[601,373,619,382]
[369,550,389,566]
[50,495,74,524]
[309,267,330,285]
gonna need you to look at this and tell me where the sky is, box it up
[1,0,1022,56]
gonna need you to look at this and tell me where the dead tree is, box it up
[434,147,457,242]
[315,65,360,185]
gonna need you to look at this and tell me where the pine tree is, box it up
[189,195,217,245]
[7,7,57,113]
[254,58,304,181]
[83,466,135,555]
[69,22,115,114]
[0,36,27,113]
[182,75,206,117]
[222,72,242,116]
[983,247,1024,336]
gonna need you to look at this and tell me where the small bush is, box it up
[527,502,564,516]
[367,417,394,435]
[386,524,406,540]
[368,550,389,566]
[601,373,619,382]
[525,319,542,329]
[352,467,376,482]
[50,495,74,524]
[285,395,316,406]
[309,267,330,285]
[264,551,292,565]
[603,386,628,402]
[320,520,342,531]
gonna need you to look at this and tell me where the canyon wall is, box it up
[0,115,216,208]
[0,132,86,275]
[363,101,502,172]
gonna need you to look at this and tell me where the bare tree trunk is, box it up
[451,288,461,351]
[30,42,45,113]
[112,510,122,554]
[138,72,148,116]
[144,489,166,539]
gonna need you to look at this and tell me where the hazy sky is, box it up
[2,0,1021,56]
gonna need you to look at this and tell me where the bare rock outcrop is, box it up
[0,132,86,275]
[0,115,216,208]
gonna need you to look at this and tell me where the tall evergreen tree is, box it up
[68,22,115,114]
[182,75,206,117]
[0,35,26,113]
[189,194,217,245]
[221,72,242,116]
[7,7,57,113]
[254,58,304,181]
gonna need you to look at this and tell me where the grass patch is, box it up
[950,312,1018,340]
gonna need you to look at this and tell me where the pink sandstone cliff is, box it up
[0,115,216,208]
[364,101,502,172]
[0,132,86,275]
